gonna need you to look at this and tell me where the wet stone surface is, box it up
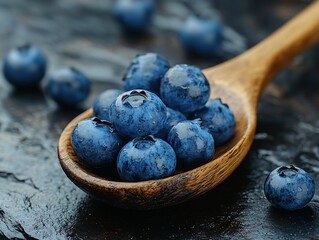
[0,0,319,239]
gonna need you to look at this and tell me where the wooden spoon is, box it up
[58,1,319,209]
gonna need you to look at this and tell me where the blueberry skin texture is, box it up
[155,107,187,140]
[71,118,123,169]
[93,89,124,121]
[264,165,316,211]
[45,67,90,107]
[179,16,223,57]
[113,0,154,33]
[3,45,46,88]
[160,64,210,113]
[117,136,176,181]
[191,98,235,146]
[167,119,215,169]
[123,53,170,96]
[109,89,167,139]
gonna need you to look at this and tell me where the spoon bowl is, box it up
[58,1,319,209]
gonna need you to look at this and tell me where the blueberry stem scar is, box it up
[92,117,113,128]
[133,135,157,144]
[278,165,299,177]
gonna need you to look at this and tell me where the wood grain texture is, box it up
[58,1,319,209]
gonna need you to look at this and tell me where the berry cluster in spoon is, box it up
[71,53,236,182]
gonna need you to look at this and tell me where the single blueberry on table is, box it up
[167,119,215,169]
[191,98,236,146]
[264,165,316,211]
[71,117,124,169]
[3,44,47,88]
[179,16,223,57]
[45,67,90,107]
[155,107,187,140]
[123,53,170,95]
[113,0,155,33]
[109,89,167,139]
[93,89,124,121]
[160,64,210,113]
[117,135,176,181]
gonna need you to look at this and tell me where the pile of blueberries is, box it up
[71,52,236,182]
[0,45,234,184]
[2,0,316,211]
[71,52,316,211]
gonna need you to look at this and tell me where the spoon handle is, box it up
[205,1,319,105]
[246,0,319,89]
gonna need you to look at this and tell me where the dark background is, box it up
[0,0,319,239]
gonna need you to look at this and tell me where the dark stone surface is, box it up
[0,0,319,239]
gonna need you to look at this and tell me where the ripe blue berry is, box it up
[113,0,155,33]
[45,67,90,107]
[191,98,235,146]
[160,64,210,113]
[123,53,170,95]
[117,135,176,181]
[3,44,46,88]
[179,16,223,57]
[155,107,187,140]
[109,89,167,139]
[264,165,316,211]
[167,119,215,169]
[71,117,123,169]
[93,89,124,121]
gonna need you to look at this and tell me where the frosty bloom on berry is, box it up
[109,89,167,139]
[264,165,316,211]
[191,98,235,146]
[71,117,123,169]
[117,135,176,181]
[160,64,210,113]
[167,119,215,169]
[123,53,170,96]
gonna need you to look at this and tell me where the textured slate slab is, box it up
[0,0,318,239]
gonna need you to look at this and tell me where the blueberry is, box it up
[117,135,176,181]
[113,0,155,33]
[71,117,123,169]
[45,67,90,107]
[155,107,187,140]
[3,44,46,88]
[179,16,223,57]
[123,53,170,95]
[191,98,235,146]
[109,89,167,139]
[93,89,124,121]
[264,165,316,211]
[167,119,215,169]
[160,64,210,113]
